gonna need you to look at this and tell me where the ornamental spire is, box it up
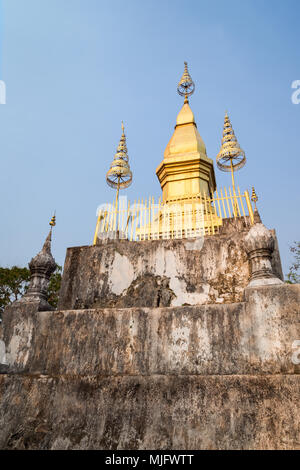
[177,61,195,103]
[106,121,132,191]
[251,186,258,209]
[16,217,57,311]
[49,212,56,229]
[216,112,246,192]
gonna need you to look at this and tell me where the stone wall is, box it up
[0,375,299,450]
[58,219,283,310]
[1,285,299,376]
[0,284,299,449]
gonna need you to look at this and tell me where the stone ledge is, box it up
[0,374,299,450]
[2,284,300,376]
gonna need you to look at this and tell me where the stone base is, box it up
[0,374,299,450]
[13,296,54,312]
[1,284,299,450]
[248,277,283,287]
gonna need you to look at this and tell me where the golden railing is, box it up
[93,187,254,244]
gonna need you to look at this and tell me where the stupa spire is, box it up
[93,122,133,244]
[216,112,246,192]
[177,61,195,103]
[106,122,132,192]
[156,62,216,201]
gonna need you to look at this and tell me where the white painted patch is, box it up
[153,248,211,306]
[109,252,134,295]
[6,321,33,366]
[184,237,204,251]
[0,339,7,364]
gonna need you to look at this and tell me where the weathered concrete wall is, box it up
[2,285,300,376]
[58,220,283,310]
[0,284,299,449]
[0,374,299,450]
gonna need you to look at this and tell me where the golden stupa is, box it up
[93,63,255,243]
[156,62,216,202]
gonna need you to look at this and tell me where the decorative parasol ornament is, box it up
[216,112,246,191]
[106,121,132,193]
[177,61,195,101]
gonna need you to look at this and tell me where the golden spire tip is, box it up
[49,212,56,228]
[251,186,258,203]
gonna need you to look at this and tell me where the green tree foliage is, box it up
[47,265,62,308]
[286,241,300,284]
[0,265,62,315]
[0,266,30,313]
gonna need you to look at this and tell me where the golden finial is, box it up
[216,112,246,192]
[106,121,132,203]
[177,61,195,103]
[251,186,258,209]
[49,212,56,228]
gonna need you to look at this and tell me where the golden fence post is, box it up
[137,198,141,241]
[158,196,162,239]
[238,187,246,218]
[105,202,111,233]
[212,193,217,218]
[233,186,241,217]
[148,196,151,240]
[113,198,118,233]
[138,198,142,240]
[152,196,156,240]
[93,211,101,245]
[215,189,223,218]
[228,187,236,217]
[203,191,209,235]
[102,211,108,233]
[144,198,147,240]
[245,190,254,224]
[224,187,232,218]
[209,194,214,235]
[130,200,136,241]
[124,199,130,238]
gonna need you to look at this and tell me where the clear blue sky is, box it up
[0,0,299,276]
